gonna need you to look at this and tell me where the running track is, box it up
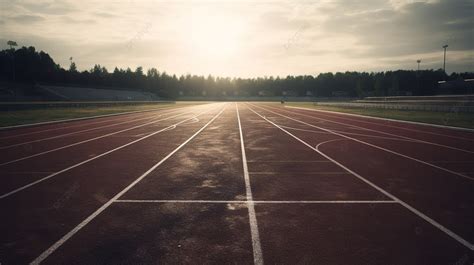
[0,102,473,264]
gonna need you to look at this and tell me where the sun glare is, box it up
[188,15,245,60]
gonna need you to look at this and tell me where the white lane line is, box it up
[236,103,264,265]
[286,106,474,139]
[115,199,397,204]
[0,108,194,167]
[249,172,349,175]
[0,104,175,131]
[252,104,474,181]
[0,111,164,149]
[277,106,474,154]
[0,108,209,199]
[0,108,172,140]
[247,160,329,163]
[248,105,474,251]
[280,124,419,142]
[30,104,226,265]
[427,161,474,163]
[2,171,55,174]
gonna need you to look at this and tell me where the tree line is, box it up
[1,46,473,99]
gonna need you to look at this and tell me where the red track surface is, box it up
[0,102,473,264]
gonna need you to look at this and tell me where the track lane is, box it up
[248,103,474,247]
[0,106,196,163]
[0,105,211,198]
[238,104,388,202]
[0,107,173,147]
[2,102,472,264]
[0,105,179,139]
[0,106,201,166]
[265,105,474,182]
[37,104,260,264]
[0,103,224,264]
[31,104,227,264]
[240,103,472,264]
[254,103,474,180]
[284,105,474,148]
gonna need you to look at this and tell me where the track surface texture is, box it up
[0,102,473,265]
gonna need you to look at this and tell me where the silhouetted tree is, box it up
[1,45,473,99]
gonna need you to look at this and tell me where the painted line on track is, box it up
[249,171,349,175]
[0,107,211,199]
[279,106,474,154]
[0,107,176,140]
[115,199,397,204]
[286,106,474,140]
[246,160,330,163]
[0,110,168,149]
[279,123,425,143]
[247,104,474,251]
[252,104,474,181]
[286,105,474,133]
[0,104,175,131]
[0,107,195,166]
[30,104,226,265]
[236,103,264,265]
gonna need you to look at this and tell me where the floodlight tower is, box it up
[442,44,448,73]
[416,59,422,94]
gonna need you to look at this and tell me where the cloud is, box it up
[93,12,118,18]
[8,14,45,24]
[60,16,96,24]
[20,0,77,15]
[320,0,474,58]
[0,0,472,76]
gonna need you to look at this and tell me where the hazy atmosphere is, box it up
[1,1,474,264]
[1,0,472,77]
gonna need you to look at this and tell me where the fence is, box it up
[314,102,474,113]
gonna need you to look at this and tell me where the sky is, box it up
[1,0,473,77]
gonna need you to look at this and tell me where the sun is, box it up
[188,15,245,60]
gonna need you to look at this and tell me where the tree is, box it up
[1,44,472,99]
[69,62,77,73]
[7,40,18,50]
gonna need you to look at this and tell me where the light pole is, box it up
[416,60,421,94]
[7,41,18,82]
[442,44,448,73]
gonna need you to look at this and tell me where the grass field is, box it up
[287,102,474,129]
[0,103,177,127]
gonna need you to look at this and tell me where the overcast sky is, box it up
[1,0,472,77]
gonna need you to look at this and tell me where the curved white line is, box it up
[248,104,474,251]
[279,124,420,143]
[253,104,474,181]
[281,106,474,153]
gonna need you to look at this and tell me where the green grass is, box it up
[0,103,177,127]
[287,102,474,129]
